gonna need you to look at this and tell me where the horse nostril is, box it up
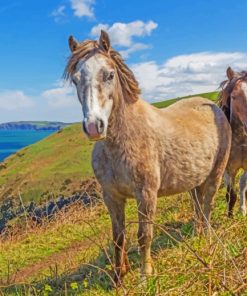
[97,119,104,134]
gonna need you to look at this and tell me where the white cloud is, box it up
[70,0,95,18]
[51,5,65,17]
[91,20,157,47]
[131,52,247,101]
[90,20,158,58]
[42,83,78,108]
[51,5,66,22]
[0,90,34,111]
[120,43,150,59]
[0,85,81,123]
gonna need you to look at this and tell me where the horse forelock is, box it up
[64,40,98,80]
[64,40,141,104]
[218,71,247,122]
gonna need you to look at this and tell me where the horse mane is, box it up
[218,71,247,121]
[64,40,141,103]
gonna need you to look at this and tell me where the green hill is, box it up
[0,124,93,203]
[0,91,247,295]
[152,91,218,108]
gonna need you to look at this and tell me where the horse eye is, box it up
[107,71,114,81]
[72,72,81,85]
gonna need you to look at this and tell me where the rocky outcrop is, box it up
[0,162,6,170]
[0,192,100,233]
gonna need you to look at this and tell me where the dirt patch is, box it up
[12,238,96,284]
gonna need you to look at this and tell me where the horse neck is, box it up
[230,114,246,142]
[105,86,143,150]
[107,95,135,142]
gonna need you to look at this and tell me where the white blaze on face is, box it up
[72,55,114,139]
[241,81,247,100]
[239,81,247,134]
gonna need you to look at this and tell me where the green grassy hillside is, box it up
[152,91,218,108]
[0,124,93,203]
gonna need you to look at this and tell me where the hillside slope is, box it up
[152,91,218,108]
[0,124,93,203]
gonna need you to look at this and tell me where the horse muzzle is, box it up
[82,119,106,141]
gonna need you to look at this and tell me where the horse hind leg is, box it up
[202,140,231,232]
[191,175,221,235]
[190,185,205,235]
[239,172,247,216]
[191,153,230,234]
[203,180,221,231]
[224,171,237,217]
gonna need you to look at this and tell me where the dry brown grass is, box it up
[0,187,246,295]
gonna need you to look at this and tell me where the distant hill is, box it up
[0,121,73,131]
[152,91,219,108]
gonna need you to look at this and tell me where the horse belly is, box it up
[159,162,214,196]
[159,138,218,195]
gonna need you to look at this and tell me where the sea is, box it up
[0,130,54,161]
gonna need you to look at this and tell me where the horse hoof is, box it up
[113,263,130,287]
[240,209,247,217]
[141,262,153,278]
[114,275,123,287]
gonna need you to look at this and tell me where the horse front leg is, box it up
[240,172,247,216]
[136,188,157,277]
[103,191,129,285]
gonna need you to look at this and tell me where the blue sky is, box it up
[0,0,247,122]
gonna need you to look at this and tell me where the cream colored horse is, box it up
[65,30,232,284]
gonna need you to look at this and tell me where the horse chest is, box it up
[92,143,136,197]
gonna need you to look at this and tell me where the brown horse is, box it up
[219,67,247,217]
[65,30,231,284]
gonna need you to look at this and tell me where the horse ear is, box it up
[69,35,79,52]
[99,30,111,53]
[226,67,235,80]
